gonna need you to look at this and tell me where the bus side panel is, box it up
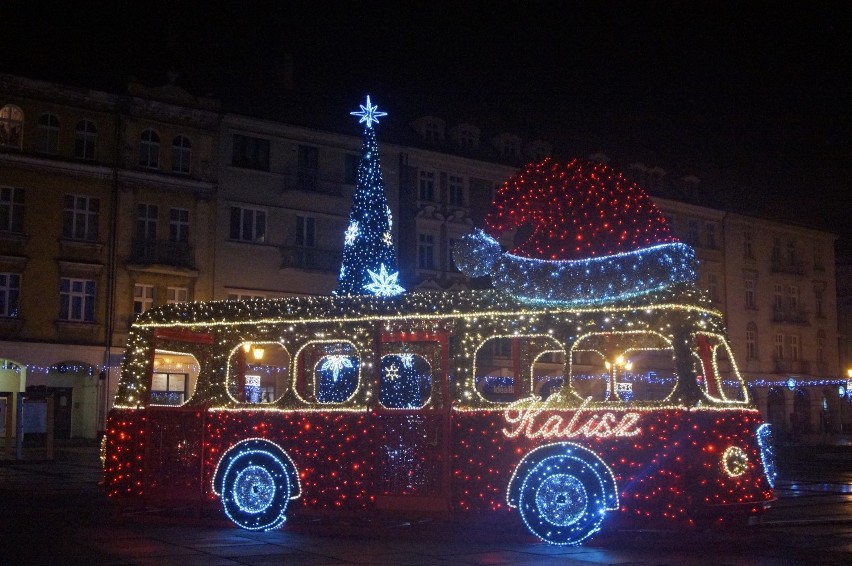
[203,410,376,511]
[104,408,148,497]
[683,410,774,517]
[451,408,771,526]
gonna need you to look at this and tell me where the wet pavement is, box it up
[0,440,850,565]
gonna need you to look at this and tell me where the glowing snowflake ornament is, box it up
[365,264,404,297]
[319,355,354,381]
[344,221,359,246]
[398,353,414,368]
[350,95,387,129]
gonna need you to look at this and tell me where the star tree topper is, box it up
[350,95,388,129]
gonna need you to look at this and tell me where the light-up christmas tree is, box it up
[335,96,404,297]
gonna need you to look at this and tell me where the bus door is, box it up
[374,332,451,512]
[141,328,211,501]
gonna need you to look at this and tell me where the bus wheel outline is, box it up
[220,449,291,531]
[517,455,608,545]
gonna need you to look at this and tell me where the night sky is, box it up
[4,2,851,243]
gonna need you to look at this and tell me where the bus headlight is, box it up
[721,445,748,477]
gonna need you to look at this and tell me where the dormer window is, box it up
[412,116,445,145]
[451,123,480,151]
[424,120,443,144]
[524,140,552,162]
[493,133,522,159]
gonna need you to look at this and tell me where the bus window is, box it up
[533,350,564,399]
[475,335,564,403]
[695,334,747,402]
[570,332,676,403]
[150,351,198,406]
[295,341,360,404]
[380,354,432,409]
[228,342,290,404]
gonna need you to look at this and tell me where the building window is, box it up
[687,219,699,247]
[169,208,189,243]
[37,113,60,154]
[745,323,757,360]
[344,153,359,185]
[707,272,719,303]
[59,278,95,322]
[786,239,797,263]
[296,215,315,247]
[297,145,319,169]
[229,206,266,243]
[139,129,160,168]
[447,237,457,271]
[815,288,824,318]
[817,329,826,363]
[136,203,158,241]
[743,231,754,259]
[0,105,23,148]
[0,186,24,233]
[171,135,191,174]
[705,222,717,249]
[418,170,435,201]
[458,127,477,149]
[232,134,270,171]
[63,195,100,241]
[787,285,799,311]
[74,120,97,160]
[744,278,756,309]
[296,145,319,190]
[448,175,465,206]
[133,284,154,314]
[771,237,782,261]
[774,333,784,360]
[773,284,783,310]
[0,273,20,318]
[167,287,188,304]
[814,247,825,271]
[424,120,443,144]
[789,335,799,362]
[418,233,435,269]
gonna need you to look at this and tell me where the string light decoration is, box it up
[103,157,776,545]
[335,95,403,297]
[756,424,777,488]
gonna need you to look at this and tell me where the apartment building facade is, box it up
[0,75,218,439]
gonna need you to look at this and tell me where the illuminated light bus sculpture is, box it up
[103,286,776,545]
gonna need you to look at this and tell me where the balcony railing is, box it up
[282,167,343,196]
[770,257,807,275]
[280,246,341,272]
[772,307,809,325]
[131,239,194,268]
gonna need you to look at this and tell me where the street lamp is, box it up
[605,355,632,401]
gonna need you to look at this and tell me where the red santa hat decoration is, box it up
[453,158,698,305]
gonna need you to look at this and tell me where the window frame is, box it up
[139,129,161,169]
[171,135,192,174]
[37,112,60,154]
[229,205,267,243]
[133,283,155,314]
[0,186,25,233]
[0,272,21,318]
[62,194,100,241]
[169,208,190,243]
[0,104,23,149]
[59,277,96,322]
[74,120,97,160]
